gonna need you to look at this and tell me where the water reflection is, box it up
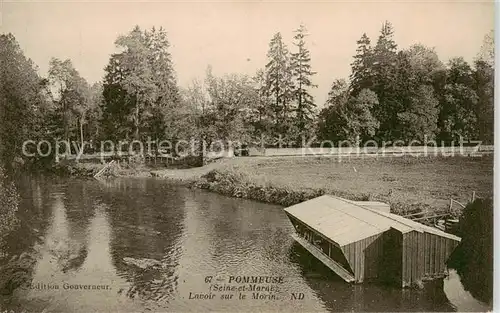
[97,178,185,303]
[1,180,143,312]
[32,192,84,275]
[443,270,490,312]
[169,191,332,312]
[0,176,491,312]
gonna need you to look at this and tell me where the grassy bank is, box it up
[153,155,493,215]
[56,155,493,216]
[192,169,327,207]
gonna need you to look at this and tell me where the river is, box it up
[0,176,490,312]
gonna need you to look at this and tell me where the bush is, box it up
[0,167,19,251]
[195,169,325,206]
[448,198,493,304]
[390,202,429,216]
[126,154,145,169]
[50,160,98,177]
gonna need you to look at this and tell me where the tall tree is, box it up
[85,82,103,147]
[438,57,479,142]
[115,26,157,140]
[318,80,379,144]
[101,53,135,141]
[183,78,211,138]
[102,25,181,143]
[204,68,257,145]
[397,85,439,142]
[264,32,293,136]
[476,30,494,68]
[473,60,494,144]
[391,45,443,141]
[290,24,317,139]
[143,27,182,141]
[48,58,91,146]
[371,21,400,141]
[344,89,380,143]
[0,34,50,167]
[317,79,350,142]
[349,33,374,96]
[69,76,92,149]
[405,44,445,85]
[251,69,274,140]
[473,30,494,144]
[325,79,350,111]
[48,58,74,141]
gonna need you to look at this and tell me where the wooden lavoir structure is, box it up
[284,195,461,288]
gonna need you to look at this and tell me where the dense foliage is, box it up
[101,26,185,142]
[0,23,494,167]
[448,198,493,304]
[0,34,51,168]
[0,167,19,249]
[318,22,494,145]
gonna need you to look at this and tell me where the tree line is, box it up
[318,23,494,146]
[0,22,494,168]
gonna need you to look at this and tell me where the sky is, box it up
[1,0,494,106]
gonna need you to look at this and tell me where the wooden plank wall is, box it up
[341,233,384,283]
[288,212,461,287]
[402,231,460,287]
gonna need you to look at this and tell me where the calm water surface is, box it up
[0,176,489,312]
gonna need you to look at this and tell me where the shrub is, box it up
[196,169,325,206]
[448,198,493,304]
[125,154,145,169]
[0,167,19,251]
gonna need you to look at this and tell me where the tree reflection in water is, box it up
[96,178,186,303]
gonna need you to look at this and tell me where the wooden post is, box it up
[94,160,115,178]
[472,191,476,202]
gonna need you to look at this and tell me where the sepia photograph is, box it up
[0,1,495,312]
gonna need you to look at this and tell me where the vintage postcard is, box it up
[0,1,495,312]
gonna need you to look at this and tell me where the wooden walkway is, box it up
[292,233,355,283]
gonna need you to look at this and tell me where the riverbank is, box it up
[47,155,493,215]
[149,155,493,215]
[33,159,153,178]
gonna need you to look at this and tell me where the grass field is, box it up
[154,155,493,213]
[233,155,493,211]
